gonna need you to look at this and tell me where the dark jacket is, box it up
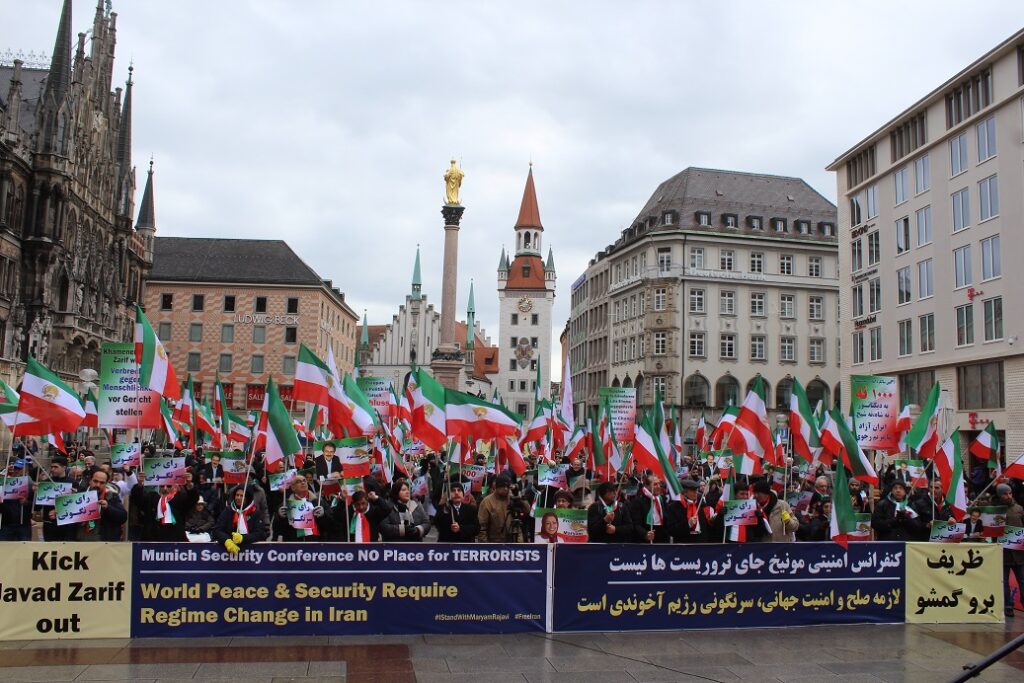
[872,496,926,541]
[314,454,343,481]
[0,485,34,532]
[381,498,431,541]
[587,500,632,542]
[276,494,334,542]
[213,497,269,543]
[335,497,392,542]
[40,473,75,541]
[131,484,199,542]
[665,497,722,543]
[71,489,127,542]
[434,501,480,542]
[628,494,671,543]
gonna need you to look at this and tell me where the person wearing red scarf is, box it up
[213,485,268,553]
[130,471,198,542]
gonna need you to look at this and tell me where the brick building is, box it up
[144,237,358,411]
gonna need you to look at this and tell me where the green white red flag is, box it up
[160,399,181,447]
[905,382,941,459]
[695,411,709,452]
[712,406,740,450]
[894,404,912,454]
[632,409,683,500]
[134,304,180,400]
[82,390,98,428]
[446,389,521,441]
[293,344,330,406]
[819,408,878,485]
[829,462,858,548]
[789,378,819,463]
[733,376,775,464]
[17,357,86,434]
[260,377,302,469]
[1005,451,1024,480]
[408,368,446,452]
[969,422,999,461]
[936,430,967,521]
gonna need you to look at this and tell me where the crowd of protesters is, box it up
[2,438,1021,615]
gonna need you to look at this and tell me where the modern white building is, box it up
[567,167,840,430]
[827,30,1024,457]
[497,167,557,417]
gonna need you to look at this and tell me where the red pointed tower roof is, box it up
[515,166,543,231]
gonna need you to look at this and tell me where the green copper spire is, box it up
[411,245,422,300]
[360,312,369,345]
[545,247,555,272]
[498,247,509,273]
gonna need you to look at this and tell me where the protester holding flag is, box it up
[0,458,33,541]
[381,480,431,542]
[666,479,719,544]
[871,481,925,541]
[749,479,799,542]
[338,490,391,543]
[38,455,74,542]
[587,481,632,543]
[65,468,127,542]
[213,485,268,554]
[434,482,479,542]
[131,472,199,542]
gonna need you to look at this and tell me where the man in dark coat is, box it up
[434,483,479,542]
[872,481,926,541]
[314,442,343,480]
[131,472,199,542]
[587,482,632,542]
[65,468,127,542]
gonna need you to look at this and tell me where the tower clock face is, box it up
[517,297,533,313]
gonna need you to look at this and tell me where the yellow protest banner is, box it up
[0,542,132,639]
[906,542,1002,623]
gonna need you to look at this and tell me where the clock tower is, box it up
[497,165,557,417]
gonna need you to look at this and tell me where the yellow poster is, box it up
[0,542,132,639]
[906,542,1003,623]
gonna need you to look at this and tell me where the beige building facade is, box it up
[828,31,1024,456]
[569,168,840,432]
[144,237,358,411]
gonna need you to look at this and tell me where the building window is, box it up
[253,325,266,344]
[720,334,736,359]
[189,323,203,342]
[287,297,299,314]
[720,250,734,271]
[894,167,908,205]
[192,294,204,312]
[689,247,705,269]
[749,252,763,273]
[866,185,878,219]
[780,294,795,318]
[809,338,825,364]
[771,218,786,233]
[652,376,666,396]
[945,68,992,128]
[916,206,932,245]
[950,133,968,175]
[897,267,912,305]
[979,175,999,221]
[531,337,538,349]
[223,295,236,313]
[750,335,766,361]
[219,354,233,373]
[920,313,935,352]
[509,358,517,371]
[160,293,173,310]
[868,278,881,314]
[187,352,201,372]
[982,235,1001,280]
[724,214,738,228]
[956,303,974,346]
[158,322,171,340]
[531,313,539,325]
[809,296,823,320]
[779,254,793,275]
[852,331,864,364]
[750,292,765,316]
[898,319,913,357]
[750,216,763,230]
[954,245,972,288]
[851,240,863,272]
[899,369,936,407]
[654,288,666,311]
[255,296,267,313]
[221,324,234,343]
[852,285,864,317]
[654,332,667,355]
[895,217,910,254]
[720,290,735,315]
[850,196,863,226]
[808,256,822,277]
[689,332,705,357]
[918,259,934,298]
[508,381,515,392]
[957,361,1004,410]
[869,327,882,361]
[697,211,710,226]
[915,154,930,193]
[977,116,997,161]
[689,288,705,313]
[282,355,296,375]
[983,297,1003,341]
[658,247,671,273]
[522,265,530,278]
[780,337,796,362]
[867,231,880,265]
[284,327,297,344]
[251,355,264,373]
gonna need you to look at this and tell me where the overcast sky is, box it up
[8,1,1024,375]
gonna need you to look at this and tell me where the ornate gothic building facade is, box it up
[0,0,152,380]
